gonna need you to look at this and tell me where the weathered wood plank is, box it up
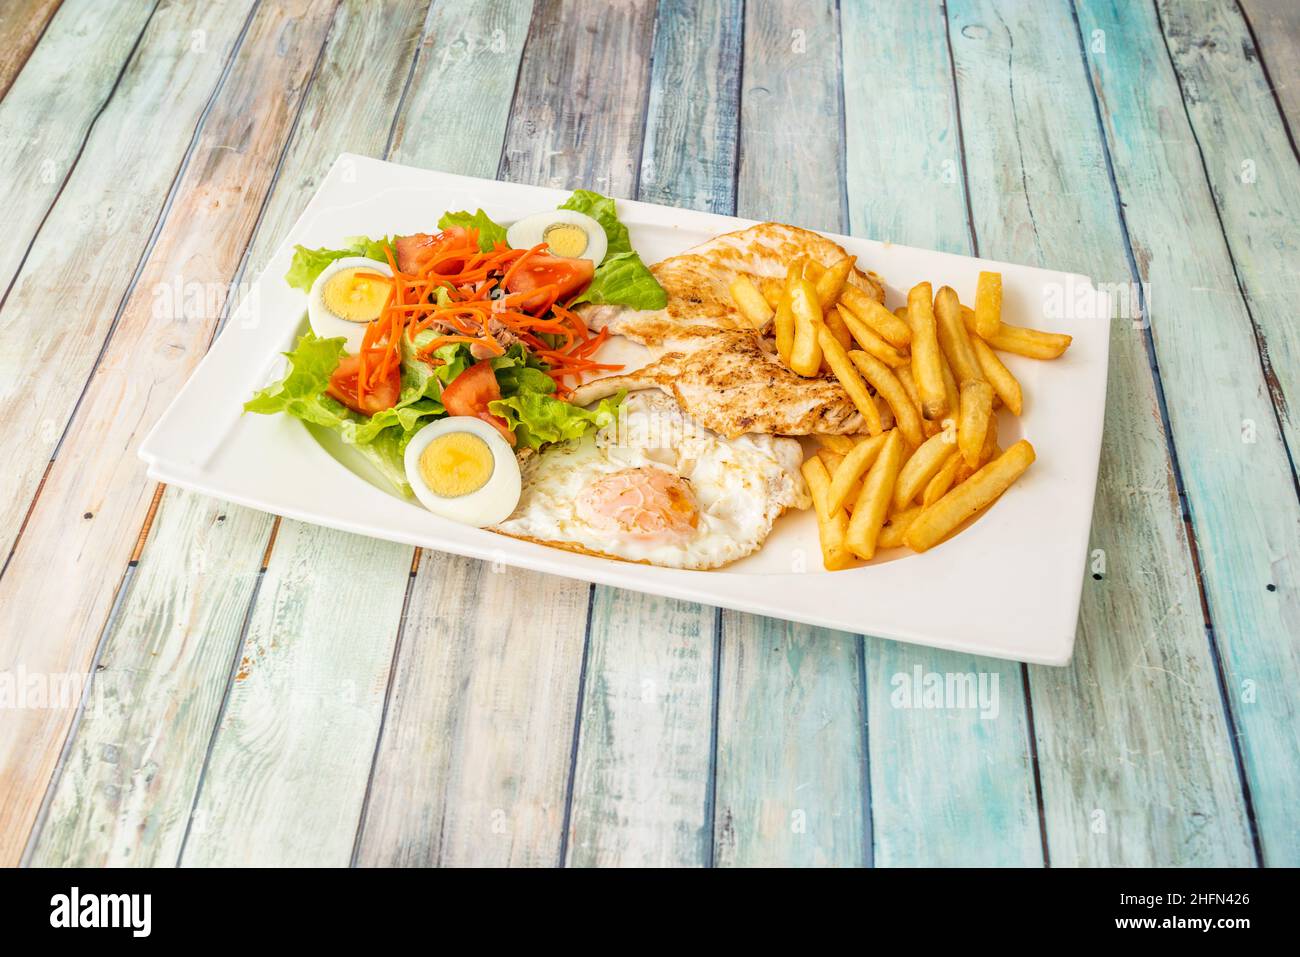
[0,0,154,296]
[843,0,1042,868]
[0,0,338,868]
[0,0,64,100]
[1157,0,1300,470]
[0,0,257,563]
[1076,0,1298,866]
[949,0,1254,865]
[712,0,867,868]
[1238,0,1300,136]
[563,0,740,870]
[27,0,433,867]
[180,522,411,866]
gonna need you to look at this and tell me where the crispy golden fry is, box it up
[789,277,824,376]
[729,274,775,330]
[815,256,855,309]
[954,415,999,483]
[971,336,1023,415]
[816,433,857,454]
[838,305,907,367]
[847,349,923,448]
[846,429,905,560]
[896,365,940,439]
[904,440,1036,552]
[894,305,909,322]
[908,282,947,420]
[975,271,1003,339]
[822,300,854,350]
[892,430,956,510]
[957,379,995,468]
[817,448,845,473]
[841,285,912,347]
[827,432,887,513]
[802,456,856,570]
[878,504,923,550]
[923,451,962,507]
[759,276,784,310]
[934,285,984,384]
[939,350,959,429]
[818,326,883,434]
[961,304,1072,359]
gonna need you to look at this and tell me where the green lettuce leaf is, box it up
[559,189,633,257]
[243,332,350,428]
[489,390,624,452]
[437,208,509,251]
[284,236,393,292]
[558,190,666,309]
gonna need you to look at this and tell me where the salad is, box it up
[246,189,666,496]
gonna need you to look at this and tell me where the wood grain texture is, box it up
[0,0,64,99]
[1157,0,1300,467]
[843,0,1042,868]
[950,0,1253,865]
[713,0,866,868]
[562,0,739,869]
[1238,0,1300,136]
[0,0,338,868]
[1076,0,1298,866]
[638,0,743,214]
[26,0,434,868]
[0,0,257,563]
[180,521,412,866]
[0,0,154,296]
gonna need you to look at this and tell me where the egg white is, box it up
[404,417,522,527]
[506,209,608,266]
[492,392,809,569]
[307,256,393,353]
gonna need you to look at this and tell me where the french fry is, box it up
[817,326,883,434]
[827,432,887,513]
[802,456,856,570]
[895,365,939,439]
[904,440,1036,552]
[961,304,1072,359]
[878,505,923,550]
[939,350,960,429]
[845,429,905,560]
[822,300,854,350]
[975,271,1002,339]
[816,433,857,455]
[923,452,961,507]
[957,379,995,468]
[789,278,824,376]
[954,415,998,483]
[934,285,984,384]
[774,261,807,366]
[908,282,947,420]
[971,336,1023,415]
[815,255,855,309]
[841,285,912,347]
[892,431,956,510]
[729,274,775,330]
[838,305,907,367]
[847,349,923,448]
[759,276,784,310]
[817,449,845,473]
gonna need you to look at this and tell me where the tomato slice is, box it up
[326,355,401,416]
[503,251,594,300]
[441,360,516,445]
[394,226,475,274]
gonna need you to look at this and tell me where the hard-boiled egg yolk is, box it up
[419,431,496,498]
[543,222,589,258]
[321,267,389,323]
[577,467,699,543]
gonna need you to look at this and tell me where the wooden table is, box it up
[1,0,1295,868]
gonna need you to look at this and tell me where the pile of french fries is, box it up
[729,264,1071,569]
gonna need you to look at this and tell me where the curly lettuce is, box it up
[437,208,509,251]
[284,236,393,292]
[558,189,666,310]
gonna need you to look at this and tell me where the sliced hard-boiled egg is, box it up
[404,416,521,526]
[307,256,393,352]
[506,209,607,265]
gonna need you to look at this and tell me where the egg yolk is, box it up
[419,432,495,498]
[578,467,699,543]
[322,268,389,323]
[543,222,589,259]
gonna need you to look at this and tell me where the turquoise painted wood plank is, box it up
[712,0,867,868]
[27,0,434,868]
[0,0,154,296]
[1157,0,1300,468]
[0,0,64,100]
[564,0,740,870]
[1238,0,1300,134]
[949,0,1253,865]
[842,0,1042,868]
[0,0,339,867]
[1076,0,1299,867]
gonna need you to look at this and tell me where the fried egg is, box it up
[492,392,809,569]
[506,209,607,265]
[405,417,521,526]
[307,256,393,352]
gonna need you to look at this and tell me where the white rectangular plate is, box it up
[140,154,1108,665]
